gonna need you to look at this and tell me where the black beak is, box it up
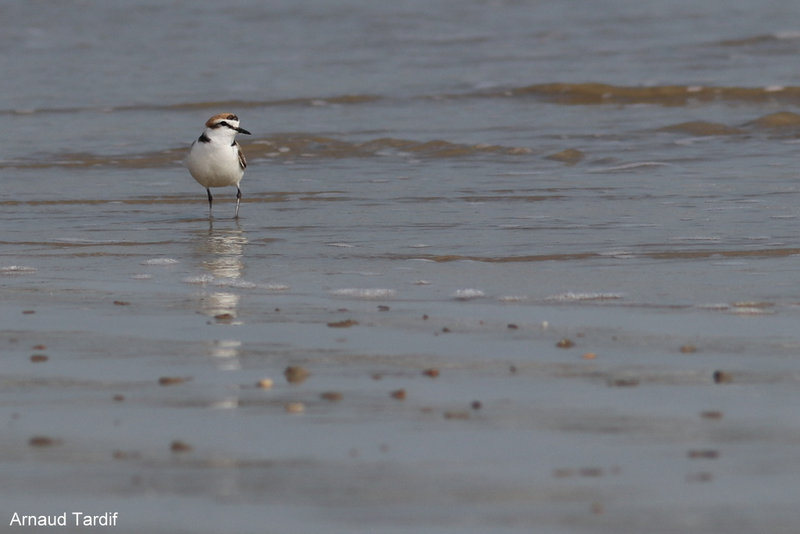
[236,127,251,135]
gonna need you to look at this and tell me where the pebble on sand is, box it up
[170,440,192,453]
[556,338,575,348]
[257,378,274,389]
[687,449,719,459]
[327,319,358,328]
[320,391,343,401]
[158,376,189,386]
[29,436,61,447]
[284,366,310,384]
[285,402,305,414]
[608,378,639,387]
[712,370,733,384]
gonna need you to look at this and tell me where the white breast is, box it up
[186,138,244,188]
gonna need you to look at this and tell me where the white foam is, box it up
[258,283,290,291]
[599,250,635,259]
[142,258,179,265]
[0,265,36,274]
[330,288,397,299]
[183,274,214,284]
[730,306,772,316]
[228,280,258,289]
[214,278,257,289]
[452,288,486,300]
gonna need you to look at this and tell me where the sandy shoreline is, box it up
[3,260,800,533]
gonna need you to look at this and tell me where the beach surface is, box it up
[3,1,800,532]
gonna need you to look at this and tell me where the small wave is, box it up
[546,292,624,302]
[494,82,800,106]
[0,94,382,117]
[658,121,744,136]
[3,134,534,170]
[590,161,671,173]
[747,111,800,129]
[669,236,722,242]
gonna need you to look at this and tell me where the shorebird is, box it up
[185,113,251,218]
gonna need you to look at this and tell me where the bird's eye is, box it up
[219,121,229,128]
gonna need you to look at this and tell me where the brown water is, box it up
[3,2,800,533]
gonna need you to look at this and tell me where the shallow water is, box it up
[3,1,800,533]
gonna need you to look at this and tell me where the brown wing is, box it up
[236,142,247,170]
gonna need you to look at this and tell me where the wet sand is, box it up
[3,177,800,533]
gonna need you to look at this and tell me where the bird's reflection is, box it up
[199,220,247,279]
[191,220,248,376]
[194,220,247,319]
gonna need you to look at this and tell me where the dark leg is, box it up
[206,188,213,216]
[234,187,241,218]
